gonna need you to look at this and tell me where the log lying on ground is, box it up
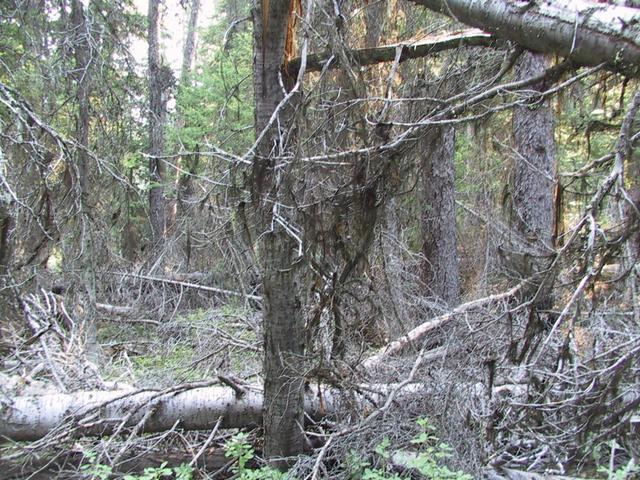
[407,0,640,75]
[0,383,423,442]
[1,385,264,442]
[0,283,528,442]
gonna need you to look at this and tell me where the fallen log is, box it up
[407,0,640,75]
[364,281,525,368]
[0,283,529,442]
[0,382,423,442]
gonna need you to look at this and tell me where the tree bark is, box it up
[406,0,640,75]
[250,0,305,467]
[0,386,286,442]
[148,0,168,252]
[512,53,557,249]
[0,383,424,442]
[70,0,100,359]
[71,0,90,200]
[0,195,12,277]
[509,52,557,307]
[176,0,201,218]
[181,0,200,83]
[420,126,460,306]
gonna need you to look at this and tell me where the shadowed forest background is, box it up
[1,0,640,478]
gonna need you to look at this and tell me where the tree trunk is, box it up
[0,195,12,277]
[406,0,640,75]
[420,126,460,306]
[0,383,424,442]
[175,0,200,220]
[70,0,99,359]
[509,52,557,307]
[71,0,90,200]
[250,0,305,467]
[181,0,200,83]
[0,385,295,442]
[148,0,167,253]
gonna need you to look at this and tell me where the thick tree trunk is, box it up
[509,52,557,307]
[148,0,167,252]
[0,383,424,442]
[250,0,305,467]
[513,53,556,249]
[420,126,460,306]
[71,0,90,200]
[0,385,303,442]
[407,0,640,75]
[0,198,12,277]
[261,233,305,466]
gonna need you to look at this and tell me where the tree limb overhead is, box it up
[406,0,640,75]
[286,29,497,76]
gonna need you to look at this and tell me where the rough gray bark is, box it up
[148,0,168,252]
[407,0,640,75]
[0,189,11,276]
[181,0,200,83]
[250,0,305,467]
[70,0,99,359]
[509,52,557,306]
[261,233,305,466]
[364,0,386,49]
[420,126,460,306]
[71,0,90,200]
[172,0,201,249]
[513,53,556,248]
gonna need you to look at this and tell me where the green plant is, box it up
[173,463,195,480]
[80,449,193,480]
[346,419,472,480]
[80,450,113,480]
[596,441,639,480]
[407,419,472,480]
[123,462,173,480]
[224,432,287,480]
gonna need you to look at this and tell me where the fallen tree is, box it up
[287,1,640,76]
[363,281,525,369]
[0,380,424,442]
[1,383,277,442]
[407,0,640,75]
[0,282,528,443]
